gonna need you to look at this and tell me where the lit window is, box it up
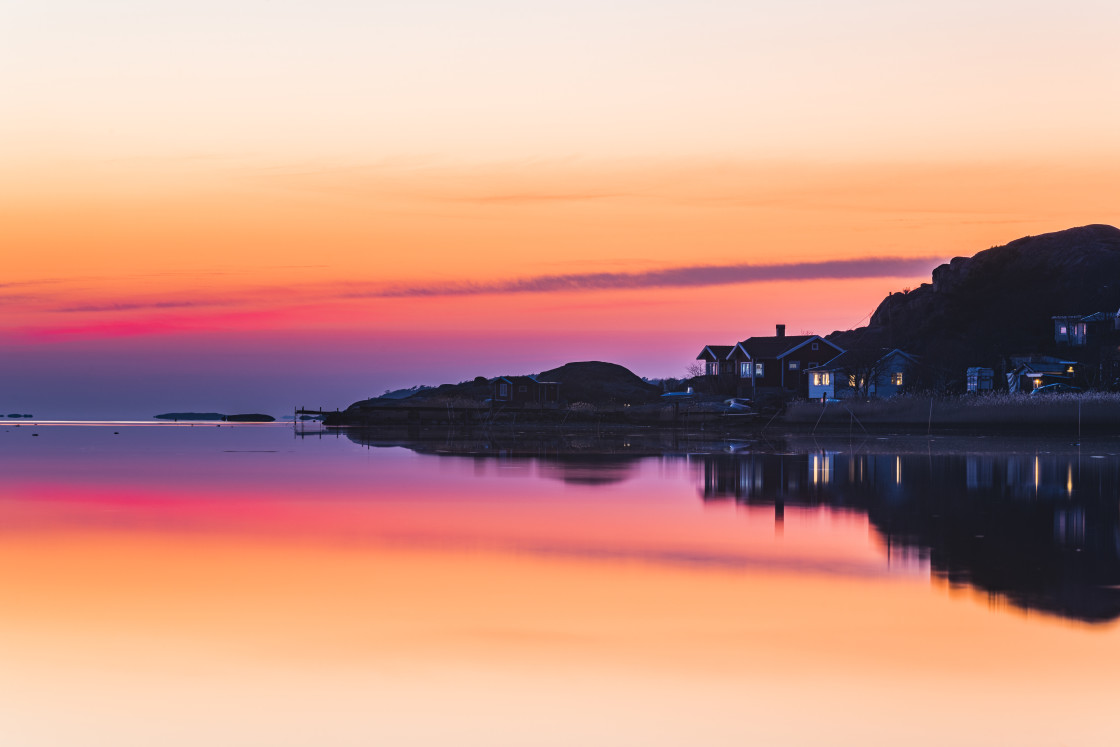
[1059,325,1067,334]
[812,373,821,386]
[822,372,830,386]
[848,374,856,387]
[755,362,764,376]
[740,362,750,377]
[892,372,903,386]
[1033,378,1042,389]
[788,360,799,370]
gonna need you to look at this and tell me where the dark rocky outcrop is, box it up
[829,224,1120,377]
[536,361,661,405]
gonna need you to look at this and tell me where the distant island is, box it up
[155,412,276,422]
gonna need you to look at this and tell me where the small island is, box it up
[155,412,276,422]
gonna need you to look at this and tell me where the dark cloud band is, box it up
[356,256,941,298]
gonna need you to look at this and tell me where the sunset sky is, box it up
[4,0,1120,417]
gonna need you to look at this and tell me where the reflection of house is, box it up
[697,449,1120,624]
[492,375,560,404]
[1005,355,1078,393]
[1052,312,1117,347]
[966,367,995,393]
[806,349,918,400]
[728,325,844,398]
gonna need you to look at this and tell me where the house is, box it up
[873,349,920,397]
[966,367,995,393]
[806,348,919,400]
[1005,355,1078,393]
[806,356,841,400]
[726,324,844,398]
[696,345,736,377]
[1052,312,1117,347]
[492,375,560,404]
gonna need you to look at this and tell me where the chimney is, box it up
[776,324,785,338]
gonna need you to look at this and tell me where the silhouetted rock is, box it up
[537,361,661,405]
[830,225,1120,377]
[222,413,276,422]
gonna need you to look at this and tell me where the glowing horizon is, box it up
[3,1,1120,416]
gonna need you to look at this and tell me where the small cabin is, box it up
[1006,356,1078,393]
[492,375,560,404]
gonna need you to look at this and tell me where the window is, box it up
[822,372,830,386]
[1059,325,1067,334]
[518,385,528,392]
[811,342,819,350]
[754,362,765,377]
[848,374,856,387]
[892,372,903,386]
[740,362,750,377]
[706,361,717,376]
[788,360,799,371]
[812,372,831,387]
[499,383,509,397]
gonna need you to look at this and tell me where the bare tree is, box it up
[839,348,888,398]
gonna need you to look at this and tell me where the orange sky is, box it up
[3,1,1120,416]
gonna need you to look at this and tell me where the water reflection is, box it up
[701,444,1120,624]
[345,428,1120,624]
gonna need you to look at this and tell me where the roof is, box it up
[880,348,920,365]
[696,345,734,361]
[1008,355,1077,374]
[738,334,843,360]
[495,375,556,386]
[1052,311,1115,323]
[806,348,917,372]
[805,352,851,372]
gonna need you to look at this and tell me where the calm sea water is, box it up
[3,423,1120,745]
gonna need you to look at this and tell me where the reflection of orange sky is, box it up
[1,473,888,578]
[3,434,1119,743]
[2,521,1118,744]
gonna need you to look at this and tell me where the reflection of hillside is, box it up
[343,429,648,485]
[700,451,1120,624]
[342,426,729,458]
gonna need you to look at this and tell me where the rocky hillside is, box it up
[536,361,661,405]
[345,361,661,410]
[830,224,1120,370]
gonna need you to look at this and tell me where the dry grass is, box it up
[784,393,1120,429]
